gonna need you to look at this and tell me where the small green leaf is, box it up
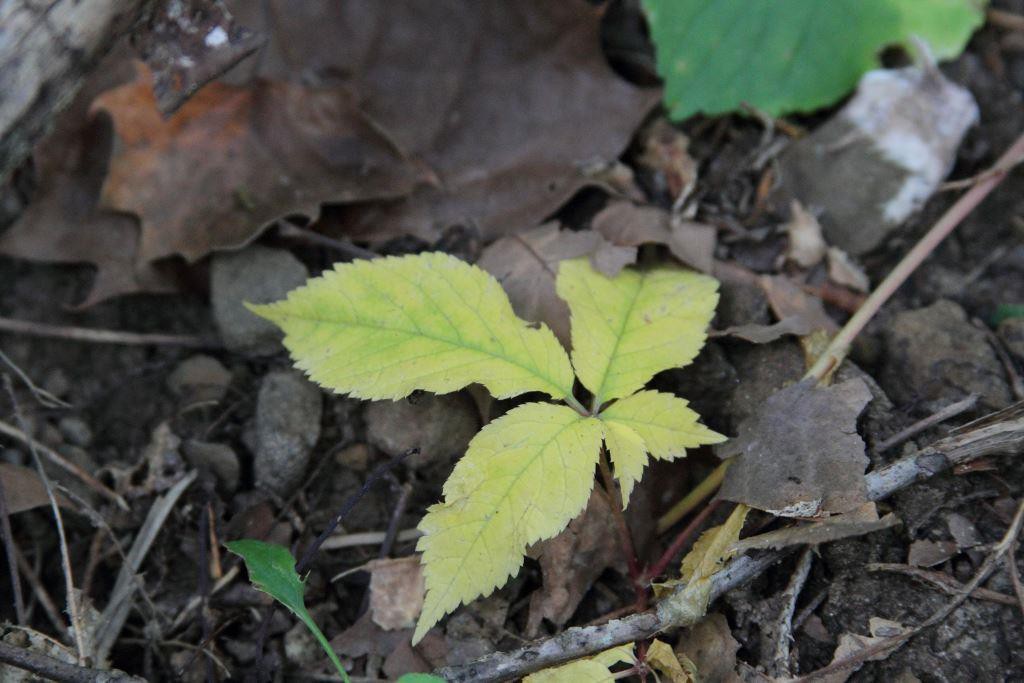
[249,252,575,402]
[644,0,984,118]
[396,675,447,683]
[226,540,349,682]
[993,303,1024,326]
[556,258,719,406]
[415,403,604,643]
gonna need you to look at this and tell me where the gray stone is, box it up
[183,440,240,492]
[777,67,977,255]
[210,246,308,356]
[57,416,92,447]
[365,392,479,469]
[253,370,322,497]
[880,300,1012,413]
[998,317,1024,364]
[167,354,232,404]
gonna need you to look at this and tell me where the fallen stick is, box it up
[0,640,145,683]
[0,316,217,349]
[437,401,1024,682]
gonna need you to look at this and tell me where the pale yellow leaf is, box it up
[647,639,697,683]
[600,391,725,506]
[414,403,603,643]
[250,252,575,401]
[601,419,647,507]
[524,644,635,682]
[556,258,718,406]
[658,504,750,625]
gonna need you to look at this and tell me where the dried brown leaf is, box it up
[525,490,625,636]
[711,315,815,344]
[477,225,633,346]
[0,463,69,514]
[827,246,870,293]
[94,62,427,263]
[675,613,741,683]
[785,200,827,268]
[367,556,426,631]
[759,275,838,335]
[718,378,873,517]
[731,512,899,554]
[591,200,716,273]
[907,539,958,568]
[227,0,660,244]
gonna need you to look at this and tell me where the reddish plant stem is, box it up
[597,448,645,606]
[645,498,723,583]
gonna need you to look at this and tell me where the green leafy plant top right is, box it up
[643,0,985,119]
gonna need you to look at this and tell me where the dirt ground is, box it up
[0,2,1023,682]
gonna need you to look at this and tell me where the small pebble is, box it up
[57,416,93,448]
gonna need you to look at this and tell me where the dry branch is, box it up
[437,401,1024,682]
[0,0,151,181]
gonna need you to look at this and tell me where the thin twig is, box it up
[14,545,65,634]
[597,447,643,604]
[3,376,85,664]
[0,461,26,623]
[1008,538,1024,619]
[0,418,127,510]
[437,402,1024,682]
[646,498,722,582]
[295,448,417,575]
[276,222,379,261]
[988,7,1024,32]
[0,316,217,348]
[657,461,729,533]
[866,562,1018,607]
[875,394,979,453]
[806,130,1024,382]
[320,528,421,551]
[0,348,69,408]
[0,640,145,682]
[770,547,814,677]
[795,501,1024,681]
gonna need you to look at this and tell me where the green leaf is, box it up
[556,258,718,407]
[414,403,604,643]
[600,391,725,505]
[250,252,575,402]
[643,0,984,118]
[993,303,1024,326]
[225,540,349,682]
[524,644,635,682]
[396,675,447,683]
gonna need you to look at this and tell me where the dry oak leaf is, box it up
[366,556,426,631]
[0,53,175,307]
[525,489,625,636]
[228,0,661,244]
[718,378,873,517]
[592,200,717,274]
[93,62,427,263]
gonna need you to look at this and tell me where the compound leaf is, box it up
[644,0,983,119]
[414,402,603,643]
[524,643,635,682]
[556,258,718,407]
[250,252,575,402]
[226,540,349,682]
[600,390,726,505]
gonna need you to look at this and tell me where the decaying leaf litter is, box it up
[0,0,1023,681]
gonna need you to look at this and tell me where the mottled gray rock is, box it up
[167,354,232,404]
[998,317,1024,364]
[777,67,977,255]
[365,392,479,469]
[57,416,92,447]
[880,300,1011,413]
[210,246,308,356]
[183,440,240,492]
[253,371,322,497]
